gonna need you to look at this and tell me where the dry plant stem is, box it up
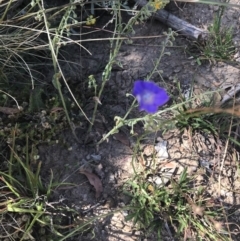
[218,100,235,194]
[221,202,233,240]
[4,20,167,51]
[173,0,240,8]
[40,1,79,140]
[0,42,34,89]
[185,105,240,117]
[0,90,20,109]
[0,0,13,22]
[9,126,17,185]
[215,96,235,240]
[39,0,91,142]
[0,23,91,55]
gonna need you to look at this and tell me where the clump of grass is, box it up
[175,106,218,135]
[202,16,235,62]
[174,87,220,135]
[0,125,93,240]
[0,126,52,240]
[124,168,231,240]
[189,5,236,64]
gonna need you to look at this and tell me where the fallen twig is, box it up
[135,0,208,40]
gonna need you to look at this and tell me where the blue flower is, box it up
[133,80,169,114]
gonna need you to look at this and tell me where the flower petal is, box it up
[133,80,146,96]
[133,80,169,114]
[140,103,158,114]
[153,88,169,106]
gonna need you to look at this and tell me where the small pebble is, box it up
[155,140,169,159]
[91,154,101,161]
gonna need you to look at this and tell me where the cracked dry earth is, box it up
[39,1,240,240]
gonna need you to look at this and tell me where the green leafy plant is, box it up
[189,6,235,64]
[0,126,88,240]
[124,168,231,240]
[175,104,218,135]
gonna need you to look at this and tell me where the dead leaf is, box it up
[79,167,103,198]
[0,107,21,115]
[159,161,178,169]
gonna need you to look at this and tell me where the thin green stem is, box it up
[147,30,175,80]
[97,99,137,144]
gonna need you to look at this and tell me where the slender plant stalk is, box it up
[147,29,175,80]
[39,0,93,142]
[87,1,157,140]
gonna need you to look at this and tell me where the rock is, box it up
[153,175,171,187]
[155,139,169,159]
[122,225,132,233]
[91,154,101,161]
[108,173,116,184]
[199,159,212,171]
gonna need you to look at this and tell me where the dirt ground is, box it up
[38,1,240,240]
